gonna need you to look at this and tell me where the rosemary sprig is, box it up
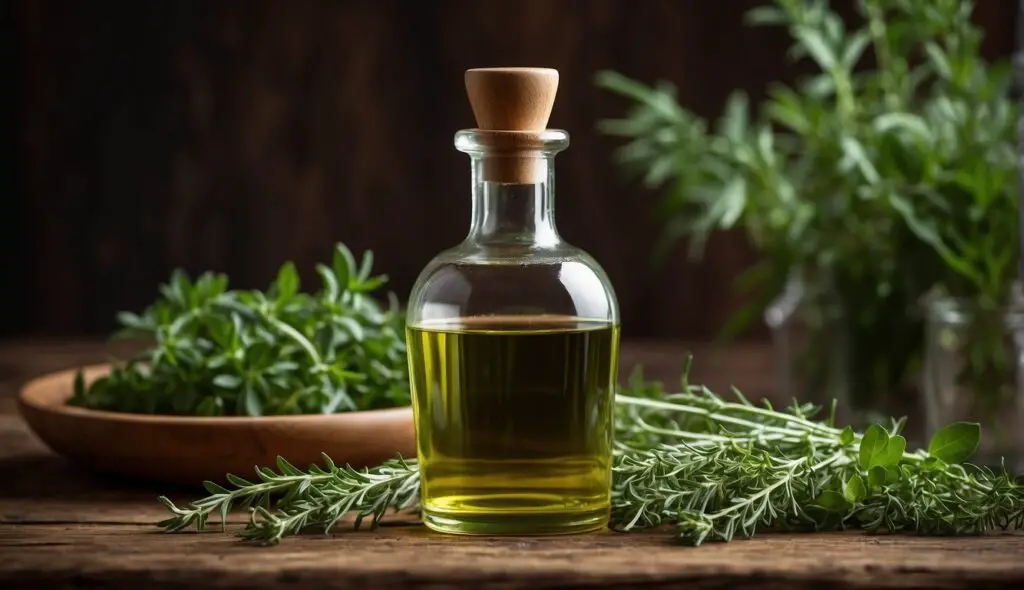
[158,455,419,545]
[157,358,1023,546]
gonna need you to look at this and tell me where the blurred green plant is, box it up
[68,243,410,416]
[595,0,1019,419]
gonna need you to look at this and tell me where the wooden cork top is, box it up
[464,67,560,184]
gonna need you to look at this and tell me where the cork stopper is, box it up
[464,67,559,184]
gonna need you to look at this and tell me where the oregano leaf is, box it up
[885,466,901,484]
[868,465,886,488]
[815,490,849,511]
[928,422,981,464]
[843,475,867,504]
[213,374,243,390]
[859,424,889,469]
[276,261,299,302]
[879,435,906,467]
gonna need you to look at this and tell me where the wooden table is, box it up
[2,339,1023,590]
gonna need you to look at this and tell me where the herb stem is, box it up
[616,394,841,440]
[632,417,838,447]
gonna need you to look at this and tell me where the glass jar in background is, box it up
[764,271,853,421]
[765,270,926,444]
[923,294,1024,472]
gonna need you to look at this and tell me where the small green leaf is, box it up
[868,465,887,488]
[116,311,153,332]
[336,316,366,342]
[721,92,749,143]
[242,383,263,417]
[276,262,299,302]
[874,112,933,143]
[276,456,302,476]
[594,70,663,107]
[213,374,243,389]
[333,244,356,290]
[245,343,274,371]
[765,87,810,133]
[641,154,677,189]
[859,424,889,469]
[218,500,230,531]
[225,473,254,488]
[815,490,849,511]
[197,396,224,416]
[880,435,906,467]
[924,41,952,79]
[316,263,340,302]
[357,250,375,282]
[203,481,230,494]
[744,5,788,26]
[792,26,836,69]
[885,466,901,484]
[840,136,880,184]
[321,452,337,472]
[888,193,975,283]
[841,31,871,69]
[718,176,747,229]
[843,475,867,504]
[839,426,855,445]
[928,422,981,464]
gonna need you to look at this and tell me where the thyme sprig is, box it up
[158,358,1023,546]
[69,242,410,416]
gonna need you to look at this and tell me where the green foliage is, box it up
[928,421,982,464]
[68,243,410,416]
[156,357,1023,546]
[594,0,1020,413]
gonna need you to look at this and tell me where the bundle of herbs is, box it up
[157,356,1024,546]
[593,0,1020,425]
[68,243,410,416]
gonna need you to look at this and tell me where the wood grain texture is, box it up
[14,0,1012,340]
[2,341,1024,589]
[0,524,1022,590]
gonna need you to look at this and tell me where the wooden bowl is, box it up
[17,364,416,486]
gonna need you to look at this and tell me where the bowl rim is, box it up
[18,363,414,426]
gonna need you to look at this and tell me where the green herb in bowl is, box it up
[68,242,410,416]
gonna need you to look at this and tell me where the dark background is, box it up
[5,0,1017,340]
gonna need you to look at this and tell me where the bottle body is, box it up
[406,129,620,534]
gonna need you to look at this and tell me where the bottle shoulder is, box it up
[407,242,619,326]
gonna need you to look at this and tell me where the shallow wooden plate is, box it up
[17,364,416,486]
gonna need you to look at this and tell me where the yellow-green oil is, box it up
[407,315,620,535]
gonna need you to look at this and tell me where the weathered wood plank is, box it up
[0,524,1022,590]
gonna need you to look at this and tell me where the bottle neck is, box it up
[466,155,559,247]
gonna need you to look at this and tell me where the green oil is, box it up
[407,315,620,535]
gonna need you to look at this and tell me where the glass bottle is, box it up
[923,292,1024,472]
[405,67,621,535]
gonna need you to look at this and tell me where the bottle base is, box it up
[421,503,609,536]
